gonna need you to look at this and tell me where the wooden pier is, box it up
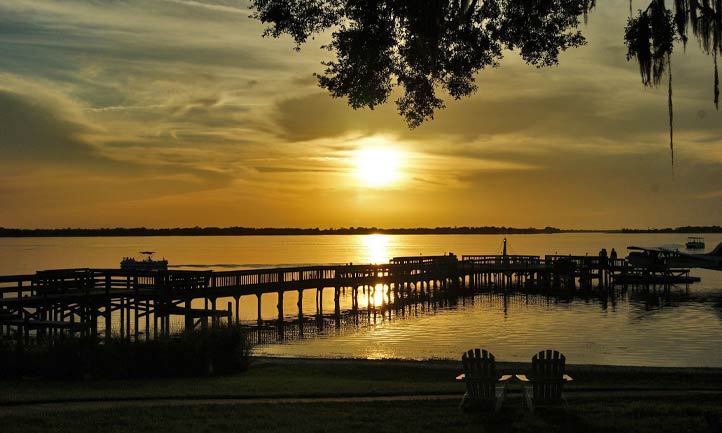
[0,253,699,344]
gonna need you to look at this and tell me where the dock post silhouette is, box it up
[0,253,701,345]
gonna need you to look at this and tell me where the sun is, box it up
[354,146,402,188]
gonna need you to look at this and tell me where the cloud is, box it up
[698,190,722,199]
[0,0,721,228]
[0,88,102,163]
[272,92,402,141]
[254,166,341,174]
[271,87,646,145]
[0,85,232,202]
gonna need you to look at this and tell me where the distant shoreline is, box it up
[1,226,721,237]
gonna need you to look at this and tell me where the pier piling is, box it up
[0,254,700,344]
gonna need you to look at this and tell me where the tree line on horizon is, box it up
[620,225,722,233]
[1,226,721,237]
[0,226,563,237]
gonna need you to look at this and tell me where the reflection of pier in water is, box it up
[0,254,702,344]
[249,284,697,345]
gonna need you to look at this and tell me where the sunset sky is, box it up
[1,0,721,229]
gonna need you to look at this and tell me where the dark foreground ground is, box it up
[1,357,721,433]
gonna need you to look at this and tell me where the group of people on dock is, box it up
[598,247,618,267]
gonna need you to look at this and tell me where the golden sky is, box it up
[0,0,720,229]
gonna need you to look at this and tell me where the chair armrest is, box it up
[563,374,573,382]
[499,374,513,382]
[515,374,530,382]
[455,373,465,381]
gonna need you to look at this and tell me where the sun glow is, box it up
[354,144,402,188]
[371,283,386,306]
[363,234,391,264]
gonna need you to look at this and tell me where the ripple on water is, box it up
[255,289,722,367]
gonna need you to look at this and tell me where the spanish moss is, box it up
[715,50,720,109]
[668,54,674,166]
[625,1,674,84]
[674,0,689,47]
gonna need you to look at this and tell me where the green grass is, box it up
[0,359,460,403]
[2,395,721,433]
[2,358,722,404]
[1,358,722,432]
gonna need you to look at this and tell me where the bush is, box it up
[0,324,251,380]
[0,340,28,379]
[42,335,100,380]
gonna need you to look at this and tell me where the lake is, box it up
[1,233,721,367]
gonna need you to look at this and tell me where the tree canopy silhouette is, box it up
[252,0,720,161]
[252,0,595,127]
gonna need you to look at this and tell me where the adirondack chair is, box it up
[516,349,573,413]
[457,348,511,412]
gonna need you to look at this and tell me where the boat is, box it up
[120,251,168,271]
[685,237,705,250]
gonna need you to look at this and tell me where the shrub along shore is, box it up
[1,356,722,432]
[0,325,250,380]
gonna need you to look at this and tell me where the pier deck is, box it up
[0,254,699,344]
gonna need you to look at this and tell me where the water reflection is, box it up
[714,298,722,323]
[3,233,722,366]
[363,234,391,264]
[253,283,722,367]
[370,283,386,308]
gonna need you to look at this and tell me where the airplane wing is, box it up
[627,246,664,252]
[630,245,688,256]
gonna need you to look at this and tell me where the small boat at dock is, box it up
[685,237,705,250]
[120,251,168,271]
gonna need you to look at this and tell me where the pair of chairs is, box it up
[458,348,572,413]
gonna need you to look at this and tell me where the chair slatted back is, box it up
[531,349,565,403]
[461,348,497,403]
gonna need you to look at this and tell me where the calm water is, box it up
[1,233,721,367]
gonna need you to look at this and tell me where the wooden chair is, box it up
[457,348,512,412]
[516,349,573,413]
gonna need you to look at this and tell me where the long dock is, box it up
[0,253,699,344]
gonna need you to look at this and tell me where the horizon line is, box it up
[1,225,721,237]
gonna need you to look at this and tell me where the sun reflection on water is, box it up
[363,234,390,264]
[371,283,386,306]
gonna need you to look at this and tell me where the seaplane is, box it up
[626,241,722,271]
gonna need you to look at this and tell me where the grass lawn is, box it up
[0,358,462,403]
[2,394,721,433]
[1,357,722,432]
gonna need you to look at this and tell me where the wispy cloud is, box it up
[0,0,720,228]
